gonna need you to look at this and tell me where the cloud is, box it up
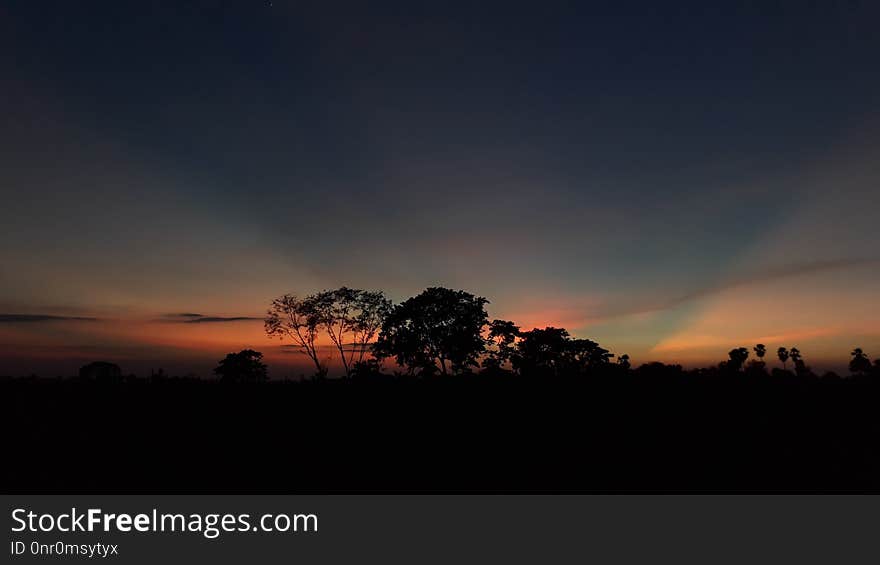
[670,257,876,305]
[159,313,261,324]
[651,327,843,354]
[0,314,98,323]
[183,316,261,324]
[590,257,878,322]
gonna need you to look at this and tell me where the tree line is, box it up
[209,286,880,382]
[261,286,623,379]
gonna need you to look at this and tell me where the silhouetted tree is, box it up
[753,343,766,363]
[213,350,267,383]
[567,338,614,371]
[789,347,804,373]
[265,294,326,377]
[511,328,611,375]
[789,347,814,377]
[727,347,749,371]
[373,287,489,376]
[313,287,391,377]
[617,354,631,370]
[777,347,790,370]
[849,348,872,376]
[483,319,520,371]
[350,289,393,365]
[513,327,571,376]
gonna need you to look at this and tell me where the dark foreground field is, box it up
[3,372,880,492]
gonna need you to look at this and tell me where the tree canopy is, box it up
[373,287,489,376]
[214,349,268,383]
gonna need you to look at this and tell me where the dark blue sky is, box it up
[2,1,879,374]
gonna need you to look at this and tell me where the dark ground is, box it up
[3,372,879,492]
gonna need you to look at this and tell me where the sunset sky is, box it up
[2,2,879,376]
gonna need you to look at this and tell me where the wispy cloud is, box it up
[184,316,261,323]
[590,257,878,322]
[651,327,843,354]
[668,257,876,306]
[0,314,98,323]
[159,313,261,324]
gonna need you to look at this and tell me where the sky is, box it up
[1,1,879,376]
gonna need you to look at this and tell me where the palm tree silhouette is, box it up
[754,343,766,364]
[777,347,790,370]
[790,347,802,367]
[728,347,749,371]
